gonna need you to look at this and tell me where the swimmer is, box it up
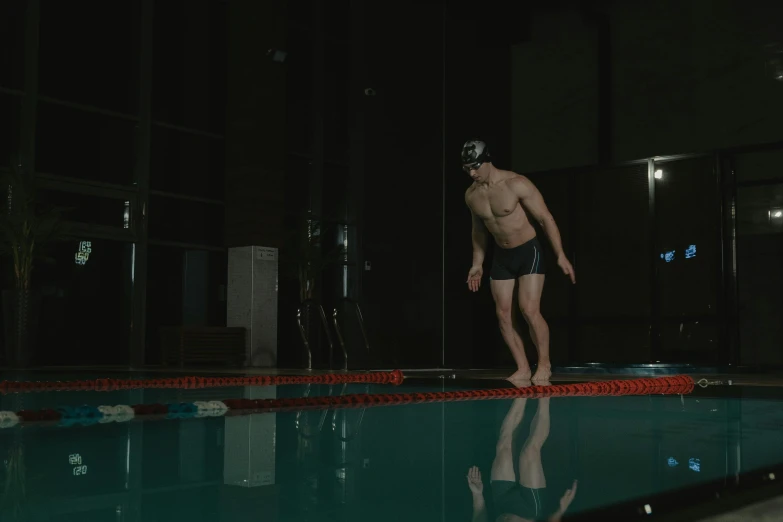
[463,140,575,382]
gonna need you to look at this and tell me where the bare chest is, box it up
[469,187,520,220]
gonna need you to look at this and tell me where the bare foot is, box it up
[532,365,552,383]
[507,377,532,388]
[508,369,532,381]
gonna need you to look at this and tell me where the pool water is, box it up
[2,378,783,521]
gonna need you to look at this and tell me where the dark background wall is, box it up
[359,1,445,369]
[1,0,782,368]
[275,0,529,369]
[442,1,527,369]
[502,0,783,368]
[225,0,286,249]
[511,0,783,171]
[1,0,228,367]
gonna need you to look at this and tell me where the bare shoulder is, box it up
[502,171,536,196]
[464,183,478,204]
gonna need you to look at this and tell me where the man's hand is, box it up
[557,255,576,284]
[466,466,484,495]
[467,266,483,292]
[549,480,578,522]
[558,480,578,511]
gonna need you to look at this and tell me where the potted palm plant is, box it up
[0,161,69,367]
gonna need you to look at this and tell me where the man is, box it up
[463,139,575,382]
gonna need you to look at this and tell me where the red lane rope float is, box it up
[223,375,696,414]
[0,375,695,429]
[0,369,405,395]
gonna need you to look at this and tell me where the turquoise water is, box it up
[1,380,783,521]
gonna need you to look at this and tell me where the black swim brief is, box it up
[491,480,544,520]
[490,237,546,280]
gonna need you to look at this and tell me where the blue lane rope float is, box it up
[166,403,199,420]
[56,405,104,428]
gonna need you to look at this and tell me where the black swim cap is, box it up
[461,140,491,166]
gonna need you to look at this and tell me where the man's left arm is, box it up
[513,176,576,283]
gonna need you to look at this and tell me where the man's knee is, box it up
[496,305,513,325]
[519,300,541,321]
[521,440,543,458]
[495,437,513,455]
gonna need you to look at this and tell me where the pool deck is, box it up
[3,366,783,387]
[701,495,783,521]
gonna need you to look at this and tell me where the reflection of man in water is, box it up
[467,397,577,522]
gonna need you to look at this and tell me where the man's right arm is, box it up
[471,494,488,522]
[470,211,487,268]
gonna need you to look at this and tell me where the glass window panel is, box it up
[35,238,133,365]
[659,319,720,363]
[285,11,314,156]
[149,196,224,246]
[736,183,783,365]
[734,148,783,183]
[0,1,25,89]
[322,0,351,165]
[145,246,227,364]
[654,158,719,318]
[39,189,132,229]
[38,0,140,114]
[36,101,137,184]
[152,0,227,133]
[0,93,21,168]
[322,164,349,224]
[150,126,225,199]
[578,322,651,363]
[575,165,651,318]
[284,155,312,219]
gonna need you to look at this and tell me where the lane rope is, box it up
[0,369,405,395]
[696,378,731,387]
[0,375,696,429]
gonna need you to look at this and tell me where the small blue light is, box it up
[689,458,701,472]
[667,457,679,467]
[664,251,675,263]
[685,244,696,259]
